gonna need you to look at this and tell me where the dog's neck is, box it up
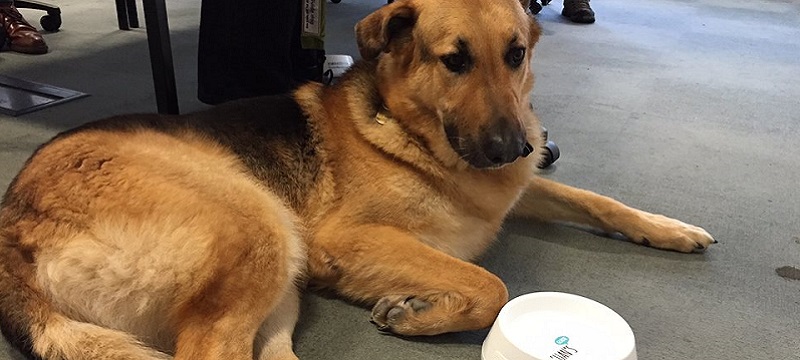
[353,91,454,177]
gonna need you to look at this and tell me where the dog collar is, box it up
[375,104,392,125]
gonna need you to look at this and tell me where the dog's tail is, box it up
[0,245,170,360]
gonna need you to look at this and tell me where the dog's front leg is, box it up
[510,176,716,252]
[307,224,508,336]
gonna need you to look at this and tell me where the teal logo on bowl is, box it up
[555,336,569,345]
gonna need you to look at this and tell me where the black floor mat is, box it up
[0,75,88,116]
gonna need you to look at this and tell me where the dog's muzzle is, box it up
[446,122,532,169]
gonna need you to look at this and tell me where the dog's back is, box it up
[51,95,322,211]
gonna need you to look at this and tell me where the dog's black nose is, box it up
[522,142,534,157]
[482,121,527,166]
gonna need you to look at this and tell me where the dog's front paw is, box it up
[628,212,716,253]
[370,295,431,334]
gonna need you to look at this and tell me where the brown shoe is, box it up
[562,0,595,24]
[0,4,48,54]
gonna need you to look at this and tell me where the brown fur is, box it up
[0,0,714,358]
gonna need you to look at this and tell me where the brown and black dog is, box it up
[0,0,714,359]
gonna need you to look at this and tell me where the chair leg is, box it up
[126,0,139,28]
[114,0,130,30]
[142,0,179,114]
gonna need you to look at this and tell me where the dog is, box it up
[0,0,715,359]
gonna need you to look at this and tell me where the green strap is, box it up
[301,0,326,50]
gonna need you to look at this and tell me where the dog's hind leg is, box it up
[253,287,301,360]
[171,243,302,360]
[309,225,508,336]
[510,176,716,252]
[171,209,305,360]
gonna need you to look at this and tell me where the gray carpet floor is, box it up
[1,0,799,359]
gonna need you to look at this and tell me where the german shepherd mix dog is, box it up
[0,0,715,359]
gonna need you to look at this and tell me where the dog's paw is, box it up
[370,295,431,334]
[630,213,716,253]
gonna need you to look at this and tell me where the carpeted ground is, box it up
[1,0,798,359]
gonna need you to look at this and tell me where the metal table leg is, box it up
[142,0,179,114]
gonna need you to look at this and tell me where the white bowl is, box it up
[482,292,637,360]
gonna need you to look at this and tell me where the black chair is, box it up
[104,0,178,115]
[14,0,61,31]
[15,0,140,32]
[15,0,178,115]
[112,0,140,30]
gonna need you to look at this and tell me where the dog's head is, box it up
[356,0,541,169]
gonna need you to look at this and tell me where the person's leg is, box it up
[290,6,325,88]
[562,0,595,23]
[0,0,48,54]
[197,0,323,105]
[197,0,296,104]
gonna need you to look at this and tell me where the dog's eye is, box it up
[441,53,469,74]
[506,47,526,68]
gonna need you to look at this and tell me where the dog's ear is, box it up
[515,0,542,46]
[355,2,417,60]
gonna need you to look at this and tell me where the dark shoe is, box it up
[562,0,595,24]
[529,0,552,15]
[530,1,543,14]
[0,4,48,54]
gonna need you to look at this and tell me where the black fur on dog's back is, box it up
[19,95,323,213]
